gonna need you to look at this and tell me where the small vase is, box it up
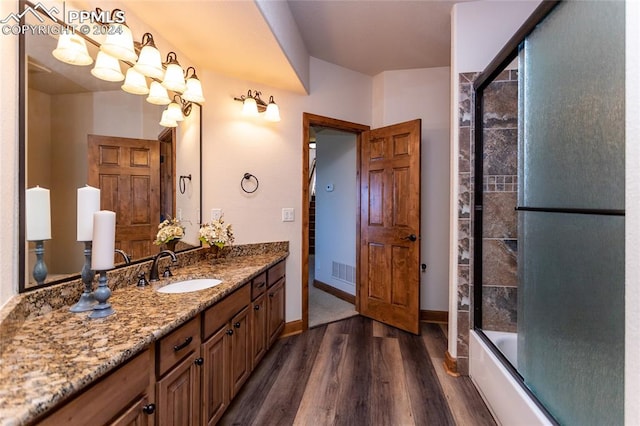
[208,244,223,259]
[165,239,178,252]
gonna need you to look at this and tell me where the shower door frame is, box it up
[471,1,560,423]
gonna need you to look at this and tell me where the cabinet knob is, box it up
[194,357,204,366]
[234,322,241,328]
[143,403,156,415]
[226,329,234,336]
[254,304,260,311]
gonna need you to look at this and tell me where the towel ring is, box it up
[179,174,192,194]
[241,173,259,193]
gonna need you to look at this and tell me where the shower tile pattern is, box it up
[456,71,519,374]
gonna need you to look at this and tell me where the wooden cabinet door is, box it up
[201,326,228,426]
[267,279,285,347]
[251,293,267,369]
[110,395,153,426]
[229,306,251,399]
[157,352,200,426]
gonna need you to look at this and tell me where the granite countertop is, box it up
[0,250,288,425]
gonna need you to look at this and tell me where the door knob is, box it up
[403,234,417,242]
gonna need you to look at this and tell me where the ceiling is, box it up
[119,0,465,93]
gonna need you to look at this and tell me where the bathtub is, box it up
[483,330,518,368]
[470,330,552,426]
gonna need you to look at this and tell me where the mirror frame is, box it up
[17,0,203,292]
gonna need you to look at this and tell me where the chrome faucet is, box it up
[114,249,131,264]
[149,250,177,282]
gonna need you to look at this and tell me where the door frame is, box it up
[301,113,370,331]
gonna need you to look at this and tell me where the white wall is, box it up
[372,66,451,312]
[176,105,202,246]
[200,57,372,322]
[448,0,542,356]
[314,132,357,295]
[626,1,640,423]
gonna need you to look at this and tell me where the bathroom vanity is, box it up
[0,243,288,425]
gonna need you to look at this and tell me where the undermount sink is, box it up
[157,279,223,294]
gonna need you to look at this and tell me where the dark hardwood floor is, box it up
[220,316,496,426]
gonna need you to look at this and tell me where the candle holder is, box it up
[89,270,115,319]
[70,241,97,313]
[32,240,48,286]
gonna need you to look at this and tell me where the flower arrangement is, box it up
[154,217,185,245]
[199,216,234,249]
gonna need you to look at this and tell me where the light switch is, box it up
[282,208,295,222]
[211,209,222,221]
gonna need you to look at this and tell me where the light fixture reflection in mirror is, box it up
[20,1,203,292]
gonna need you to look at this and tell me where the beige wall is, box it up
[0,0,19,306]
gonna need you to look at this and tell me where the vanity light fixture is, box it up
[147,81,171,105]
[162,52,186,93]
[52,32,93,66]
[133,33,164,79]
[166,96,186,122]
[182,67,205,103]
[100,16,138,63]
[121,67,149,95]
[234,90,281,122]
[159,109,178,128]
[91,51,124,82]
[47,6,205,128]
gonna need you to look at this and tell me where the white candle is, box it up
[26,186,51,241]
[77,185,101,241]
[91,210,116,270]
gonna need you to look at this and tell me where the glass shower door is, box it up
[518,1,625,424]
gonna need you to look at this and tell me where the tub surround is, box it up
[0,241,288,425]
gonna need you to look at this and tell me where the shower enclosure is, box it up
[472,1,625,424]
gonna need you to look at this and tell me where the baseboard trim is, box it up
[281,320,303,338]
[313,280,356,304]
[444,350,460,377]
[420,310,448,324]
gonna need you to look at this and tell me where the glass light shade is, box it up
[265,101,281,122]
[133,45,164,79]
[100,23,137,63]
[90,51,124,82]
[121,68,149,95]
[52,33,92,66]
[242,97,259,117]
[166,102,185,122]
[182,77,205,103]
[159,110,177,127]
[162,63,186,93]
[147,81,171,105]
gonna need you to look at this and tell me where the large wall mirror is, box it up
[19,1,202,292]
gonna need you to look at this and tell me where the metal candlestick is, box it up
[70,241,97,313]
[32,240,48,285]
[89,270,115,319]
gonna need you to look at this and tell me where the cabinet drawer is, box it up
[39,349,151,425]
[203,284,250,340]
[157,316,200,377]
[267,260,285,287]
[251,272,267,299]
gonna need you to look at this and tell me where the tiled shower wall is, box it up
[457,71,519,375]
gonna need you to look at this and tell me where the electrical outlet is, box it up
[177,208,182,221]
[282,208,295,222]
[211,208,222,221]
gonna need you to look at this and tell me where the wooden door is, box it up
[267,279,286,346]
[359,119,421,334]
[156,352,200,426]
[110,395,152,426]
[201,327,228,426]
[229,306,251,399]
[88,135,160,261]
[251,293,267,369]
